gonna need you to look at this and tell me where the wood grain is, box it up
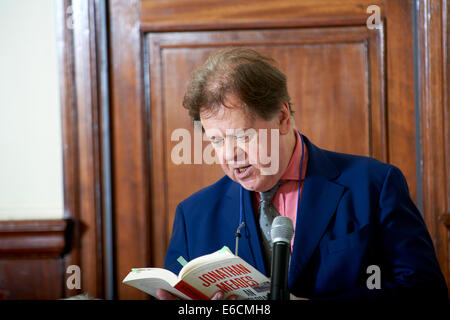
[56,0,109,298]
[0,219,71,299]
[109,0,151,300]
[0,219,70,256]
[56,0,83,298]
[416,0,450,295]
[140,0,386,31]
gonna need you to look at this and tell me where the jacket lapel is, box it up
[288,136,344,288]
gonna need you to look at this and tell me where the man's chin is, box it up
[238,179,268,192]
[240,177,282,193]
[239,183,257,191]
[230,174,258,191]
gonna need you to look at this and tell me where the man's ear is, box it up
[278,101,291,135]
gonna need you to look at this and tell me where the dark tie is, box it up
[258,181,282,272]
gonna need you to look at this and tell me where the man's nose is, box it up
[223,139,245,164]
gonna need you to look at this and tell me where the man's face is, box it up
[200,94,287,192]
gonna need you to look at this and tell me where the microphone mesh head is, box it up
[271,216,294,244]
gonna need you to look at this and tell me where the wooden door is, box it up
[108,0,449,299]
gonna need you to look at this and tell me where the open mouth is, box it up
[235,165,251,174]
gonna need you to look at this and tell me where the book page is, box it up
[178,247,235,278]
[122,268,191,300]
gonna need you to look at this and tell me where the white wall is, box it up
[0,0,64,220]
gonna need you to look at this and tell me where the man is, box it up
[158,48,447,300]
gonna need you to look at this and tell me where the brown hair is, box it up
[182,48,292,121]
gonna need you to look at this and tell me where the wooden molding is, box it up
[140,0,386,32]
[0,219,72,256]
[415,0,450,294]
[55,0,110,298]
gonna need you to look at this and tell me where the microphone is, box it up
[269,216,294,300]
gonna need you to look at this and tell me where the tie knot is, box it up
[259,181,282,203]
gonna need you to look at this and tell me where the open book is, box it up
[122,246,270,300]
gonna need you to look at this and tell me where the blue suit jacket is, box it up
[165,135,448,300]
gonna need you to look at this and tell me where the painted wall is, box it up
[0,0,64,220]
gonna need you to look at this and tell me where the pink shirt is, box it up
[252,130,308,248]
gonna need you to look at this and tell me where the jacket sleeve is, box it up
[315,166,448,300]
[376,166,447,299]
[164,203,189,275]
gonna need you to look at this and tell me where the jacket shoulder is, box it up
[323,149,393,182]
[178,175,235,211]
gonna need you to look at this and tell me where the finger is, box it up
[211,291,224,300]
